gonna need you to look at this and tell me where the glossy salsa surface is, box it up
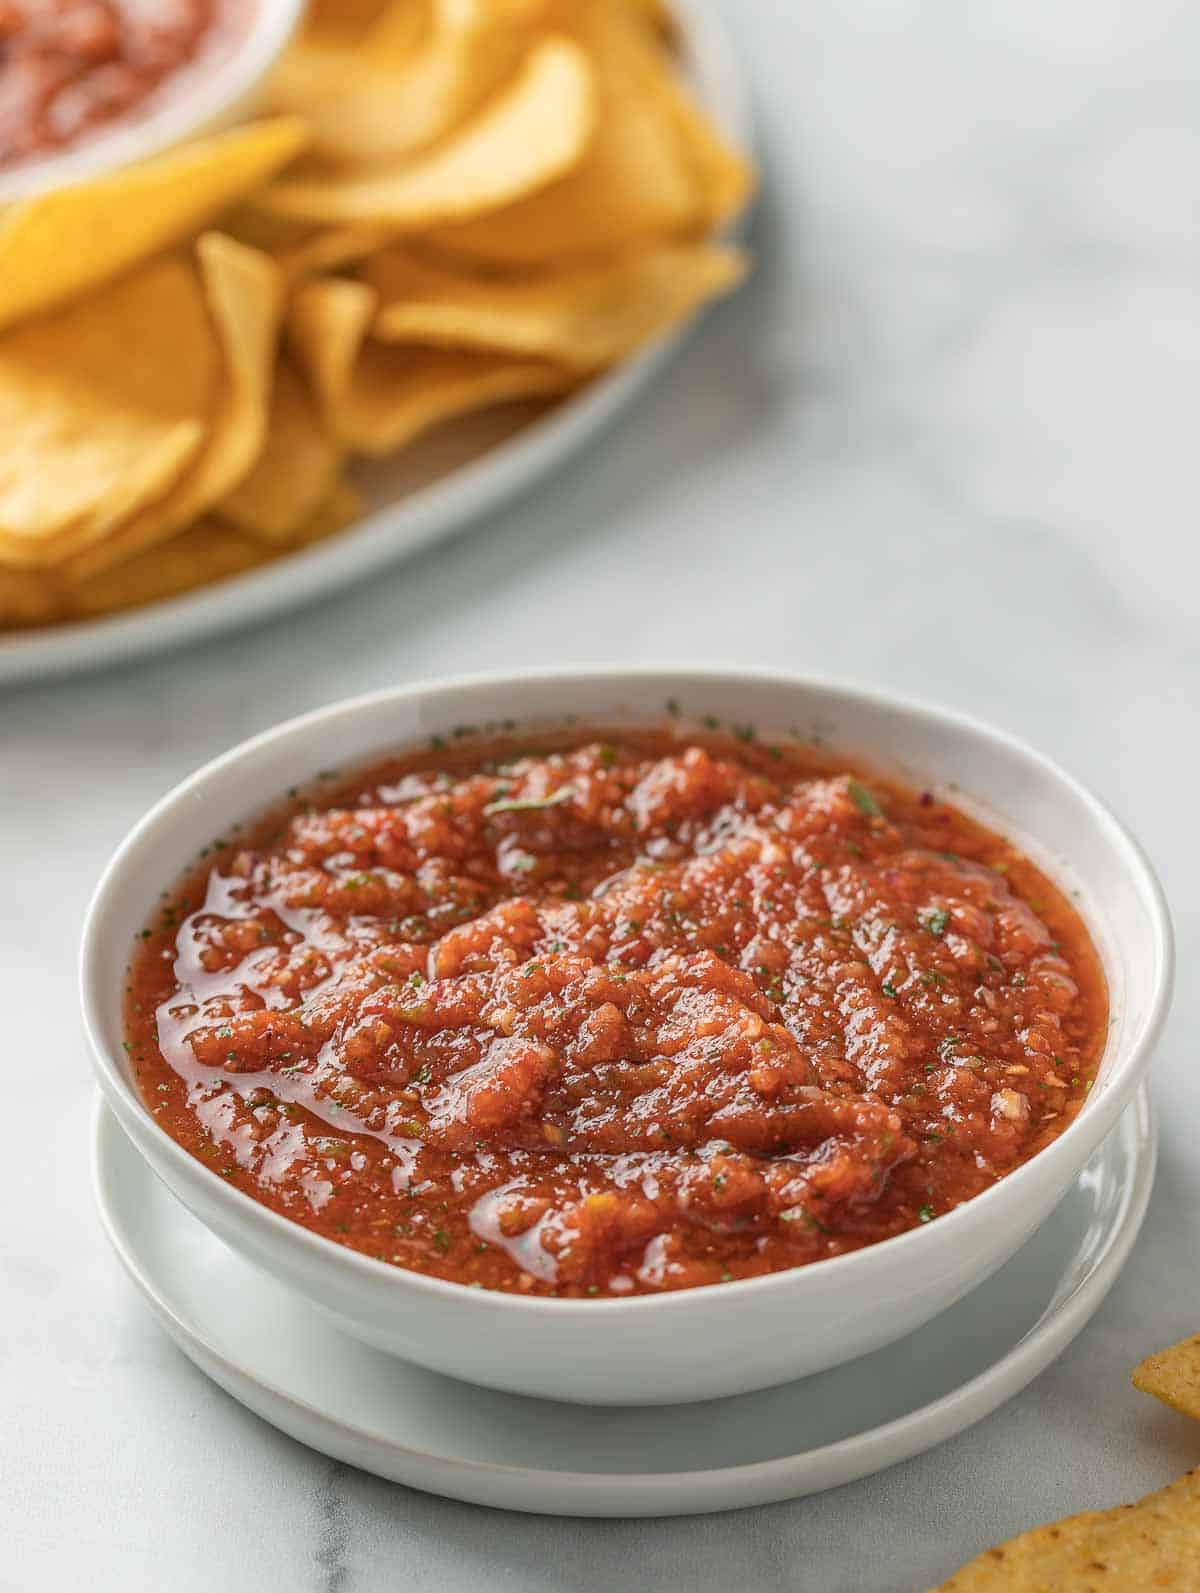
[125,728,1108,1297]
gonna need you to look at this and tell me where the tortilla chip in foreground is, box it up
[930,1467,1200,1591]
[289,276,569,455]
[1133,1333,1200,1422]
[64,235,285,581]
[0,257,217,567]
[259,36,594,228]
[0,119,308,333]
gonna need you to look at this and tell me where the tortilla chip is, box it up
[368,242,747,369]
[0,565,62,629]
[361,1,551,61]
[307,0,406,44]
[0,119,307,333]
[268,0,430,116]
[930,1468,1200,1591]
[289,275,569,454]
[282,227,390,281]
[259,36,594,228]
[288,478,365,546]
[362,0,436,57]
[271,0,540,165]
[286,275,375,417]
[60,479,361,621]
[593,0,752,229]
[653,47,754,230]
[0,257,217,568]
[63,520,269,618]
[1133,1333,1200,1421]
[628,0,676,40]
[222,207,388,281]
[429,2,715,263]
[340,343,568,456]
[220,360,343,543]
[63,234,284,581]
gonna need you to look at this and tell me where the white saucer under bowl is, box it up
[93,1088,1155,1518]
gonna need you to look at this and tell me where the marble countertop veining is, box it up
[4,2,1200,1588]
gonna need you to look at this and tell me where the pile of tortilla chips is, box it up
[0,0,753,631]
[929,1333,1200,1589]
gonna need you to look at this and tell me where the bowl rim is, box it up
[80,664,1176,1318]
[0,0,306,207]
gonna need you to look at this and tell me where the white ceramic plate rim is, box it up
[92,1087,1156,1515]
[80,665,1175,1323]
[0,0,752,686]
[0,0,306,205]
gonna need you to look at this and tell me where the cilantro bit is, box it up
[881,982,898,999]
[484,784,574,816]
[918,1204,934,1223]
[847,780,883,819]
[924,908,950,938]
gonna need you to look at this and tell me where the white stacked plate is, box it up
[94,1090,1154,1518]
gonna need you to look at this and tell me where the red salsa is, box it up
[126,729,1108,1297]
[0,1,236,171]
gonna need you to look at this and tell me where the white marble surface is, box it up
[4,1,1200,1587]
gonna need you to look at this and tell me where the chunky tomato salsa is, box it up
[0,2,235,171]
[125,728,1108,1297]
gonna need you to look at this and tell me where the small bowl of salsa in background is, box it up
[0,0,303,204]
[80,668,1173,1405]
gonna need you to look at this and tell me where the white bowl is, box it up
[80,668,1174,1406]
[0,0,305,207]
